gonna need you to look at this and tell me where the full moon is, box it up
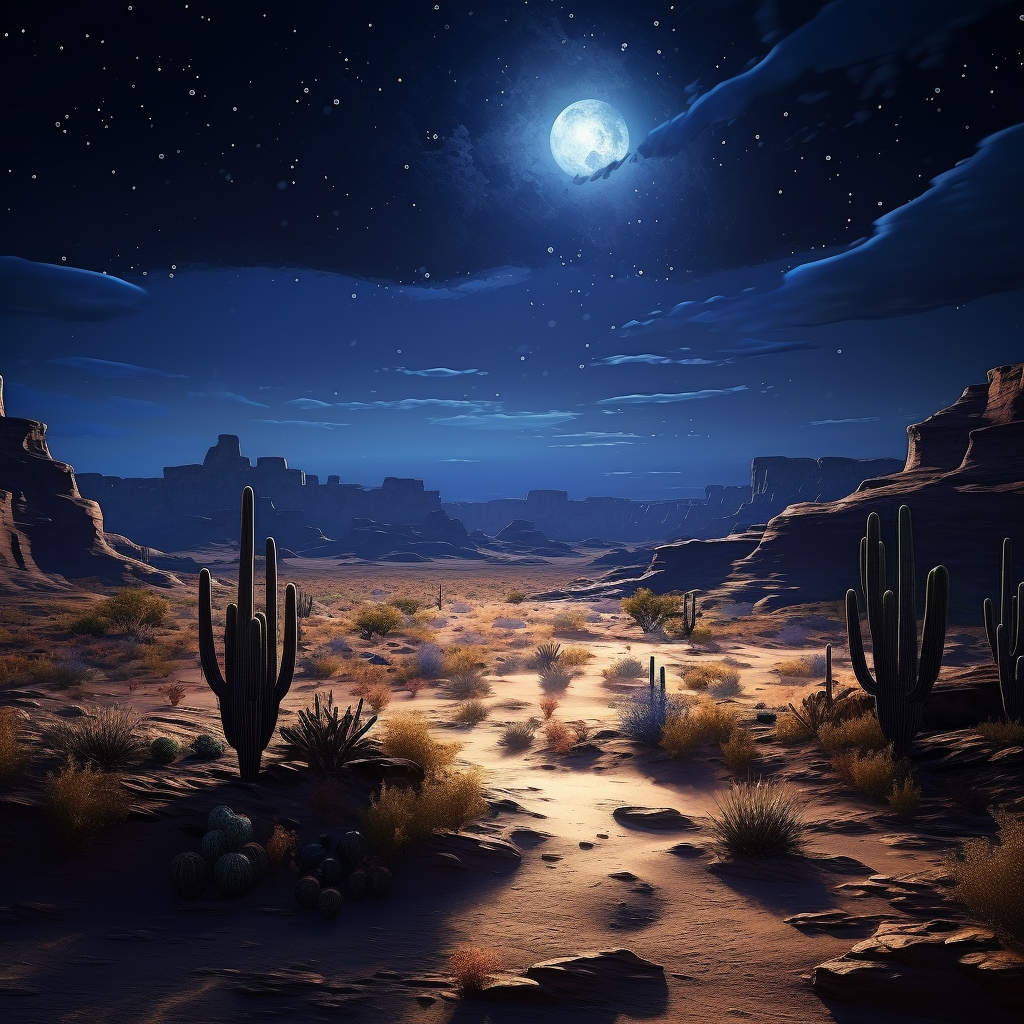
[549,99,629,177]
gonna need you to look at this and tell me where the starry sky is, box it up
[2,1,1022,501]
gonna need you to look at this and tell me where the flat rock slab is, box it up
[478,974,561,1004]
[420,831,522,872]
[524,948,665,998]
[786,910,892,930]
[612,806,700,830]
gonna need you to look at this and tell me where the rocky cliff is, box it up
[717,363,1024,621]
[0,375,180,591]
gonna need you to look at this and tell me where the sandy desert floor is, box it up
[0,550,1019,1023]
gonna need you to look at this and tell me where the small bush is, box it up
[404,677,428,697]
[150,736,180,764]
[380,714,460,777]
[505,591,526,604]
[452,700,489,726]
[415,643,445,679]
[680,662,740,696]
[531,643,562,671]
[976,719,1024,745]
[189,734,224,759]
[774,658,818,677]
[721,726,759,775]
[559,646,593,668]
[443,646,485,677]
[304,653,342,679]
[388,596,421,615]
[621,588,680,633]
[266,824,297,874]
[709,779,806,858]
[363,681,393,714]
[449,946,503,994]
[831,747,908,801]
[544,719,576,755]
[494,655,525,676]
[818,712,888,754]
[539,695,559,720]
[68,612,108,637]
[45,757,129,849]
[887,778,922,820]
[0,707,31,780]
[618,688,688,745]
[442,670,492,700]
[100,588,169,637]
[46,704,148,769]
[660,698,737,757]
[539,662,573,693]
[354,603,404,640]
[775,711,814,744]
[686,622,716,645]
[945,809,1024,951]
[161,683,187,707]
[602,656,645,681]
[944,774,991,816]
[551,609,587,632]
[499,721,537,751]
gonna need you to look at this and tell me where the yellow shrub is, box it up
[0,707,31,780]
[721,726,759,775]
[449,946,502,994]
[775,711,814,743]
[550,609,588,632]
[774,658,817,677]
[976,720,1024,745]
[544,719,576,755]
[887,778,922,819]
[661,698,737,758]
[380,714,460,777]
[45,757,129,849]
[559,646,594,668]
[443,646,485,676]
[680,662,740,695]
[818,712,887,754]
[831,747,907,800]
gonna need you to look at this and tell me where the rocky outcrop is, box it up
[716,363,1024,621]
[0,375,180,590]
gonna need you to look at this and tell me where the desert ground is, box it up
[0,549,1020,1024]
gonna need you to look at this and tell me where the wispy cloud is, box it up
[252,419,350,429]
[429,410,579,430]
[548,441,635,448]
[439,458,481,463]
[592,353,718,366]
[391,367,488,377]
[718,339,818,358]
[393,265,530,300]
[334,398,495,412]
[47,356,186,379]
[597,386,747,406]
[187,390,269,408]
[809,416,881,425]
[553,431,641,439]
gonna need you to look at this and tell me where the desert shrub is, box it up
[0,707,31,780]
[266,823,298,874]
[279,691,378,774]
[680,662,740,696]
[100,588,169,637]
[499,720,537,751]
[452,699,489,726]
[505,591,526,604]
[405,677,428,696]
[380,714,460,777]
[721,726,759,775]
[539,695,559,720]
[944,774,991,816]
[443,646,485,677]
[887,778,922,819]
[539,662,573,693]
[551,609,588,632]
[0,654,38,687]
[558,646,592,669]
[362,681,393,713]
[304,653,342,679]
[619,689,689,745]
[774,658,819,677]
[387,596,421,615]
[602,656,646,681]
[528,643,561,671]
[708,779,806,858]
[45,757,129,849]
[354,603,404,640]
[449,946,503,994]
[45,704,148,769]
[976,719,1024,745]
[544,719,576,755]
[686,622,716,645]
[494,655,525,676]
[945,809,1024,950]
[621,588,681,633]
[68,611,108,637]
[40,656,92,690]
[442,670,492,700]
[660,698,737,757]
[831,747,909,801]
[775,711,814,743]
[161,683,187,707]
[348,661,391,694]
[189,733,224,759]
[362,770,487,862]
[818,712,888,754]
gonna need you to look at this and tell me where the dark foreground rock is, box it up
[612,806,701,830]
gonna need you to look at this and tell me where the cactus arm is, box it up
[911,564,949,703]
[224,603,237,683]
[896,506,919,688]
[846,589,878,695]
[238,486,255,624]
[274,582,297,702]
[265,537,278,684]
[198,568,228,699]
[984,597,999,662]
[1013,583,1023,659]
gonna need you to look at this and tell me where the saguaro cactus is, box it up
[199,486,297,782]
[845,505,949,758]
[983,538,1023,723]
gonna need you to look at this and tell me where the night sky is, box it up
[2,1,1022,501]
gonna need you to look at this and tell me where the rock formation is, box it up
[716,362,1024,621]
[0,375,180,590]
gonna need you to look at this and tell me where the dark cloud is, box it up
[0,256,148,320]
[47,356,186,379]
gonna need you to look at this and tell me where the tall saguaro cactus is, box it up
[983,538,1023,723]
[845,505,949,758]
[199,486,297,782]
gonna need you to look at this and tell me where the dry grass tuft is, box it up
[679,662,739,695]
[499,720,537,751]
[544,719,576,755]
[976,719,1024,745]
[362,681,393,713]
[448,945,503,994]
[945,809,1024,951]
[304,653,343,679]
[539,695,559,720]
[44,756,129,849]
[602,656,645,681]
[559,645,594,668]
[442,669,492,700]
[538,662,573,693]
[266,824,298,874]
[831,747,909,801]
[45,704,148,769]
[708,778,806,858]
[451,699,489,726]
[380,714,460,777]
[0,707,31,780]
[721,726,759,775]
[660,698,737,758]
[774,656,825,677]
[775,711,815,743]
[818,712,888,754]
[887,778,922,819]
[550,609,588,632]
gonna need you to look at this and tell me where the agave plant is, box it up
[280,692,377,775]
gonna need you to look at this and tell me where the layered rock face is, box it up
[77,433,442,551]
[0,376,179,590]
[719,363,1024,621]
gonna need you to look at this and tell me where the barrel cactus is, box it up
[337,830,365,869]
[214,852,254,898]
[190,734,225,759]
[170,851,209,899]
[317,888,343,920]
[369,865,393,899]
[295,874,321,909]
[208,805,235,832]
[239,842,269,880]
[320,857,344,888]
[150,737,180,764]
[347,868,369,901]
[299,841,328,872]
[202,829,229,862]
[221,813,253,850]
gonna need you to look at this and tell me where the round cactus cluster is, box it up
[171,804,270,901]
[150,737,180,764]
[288,831,393,919]
[189,734,225,759]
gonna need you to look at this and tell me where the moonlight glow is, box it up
[549,99,629,177]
